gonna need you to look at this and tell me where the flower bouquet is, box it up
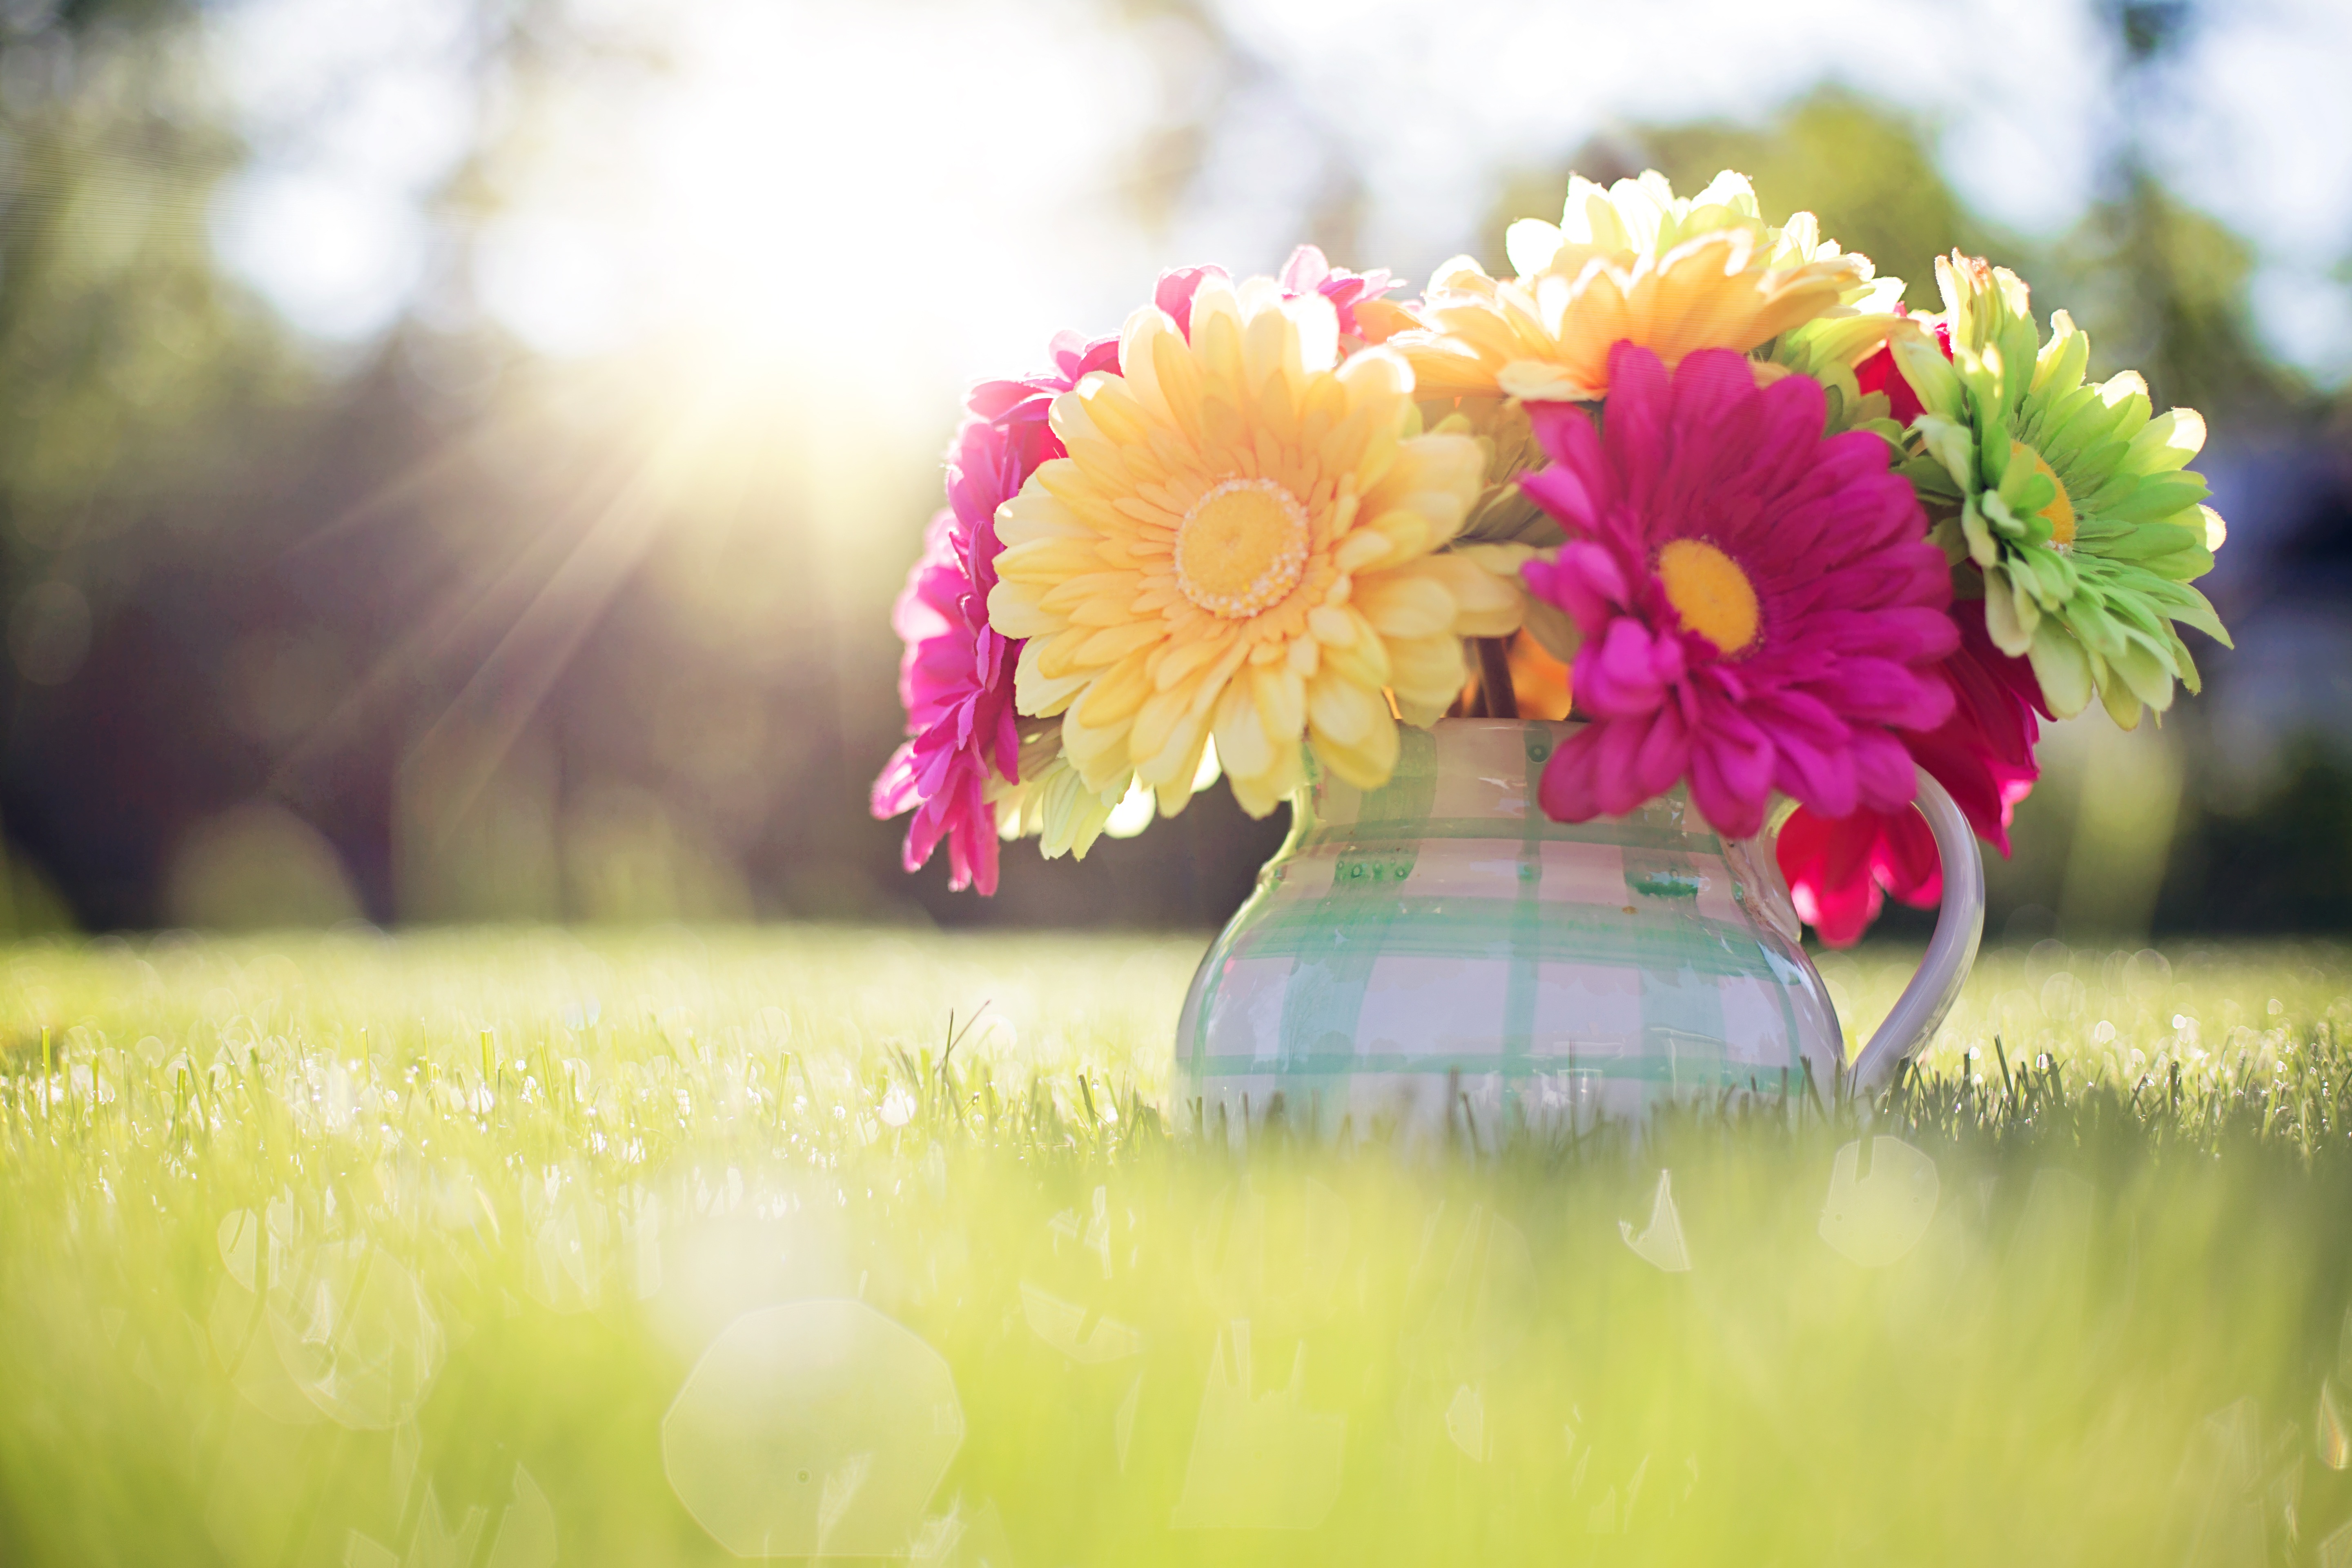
[874,170,2230,952]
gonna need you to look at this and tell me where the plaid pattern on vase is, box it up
[1174,719,1846,1142]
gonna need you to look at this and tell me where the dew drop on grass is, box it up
[2039,972,2085,1020]
[2125,948,2173,997]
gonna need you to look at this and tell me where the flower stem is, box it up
[1475,638,1518,719]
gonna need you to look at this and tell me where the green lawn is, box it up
[4,928,2351,1564]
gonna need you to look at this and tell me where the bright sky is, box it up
[207,0,2352,401]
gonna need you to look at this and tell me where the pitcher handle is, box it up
[1843,766,1985,1099]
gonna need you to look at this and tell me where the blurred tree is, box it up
[0,6,321,929]
[2059,176,2305,421]
[0,0,2336,941]
[0,0,1290,934]
[2156,739,2352,933]
[2068,0,2307,422]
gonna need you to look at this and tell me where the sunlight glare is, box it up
[481,0,1160,412]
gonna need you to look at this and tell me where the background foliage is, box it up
[0,0,2343,939]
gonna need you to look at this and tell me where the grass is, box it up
[3,926,2352,1565]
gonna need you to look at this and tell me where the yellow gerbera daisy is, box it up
[1399,169,1871,405]
[987,276,1519,818]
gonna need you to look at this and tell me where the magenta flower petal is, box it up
[1586,713,1654,817]
[1517,462,1597,531]
[1279,246,1332,294]
[1519,343,1953,838]
[1537,727,1608,822]
[1278,245,1399,341]
[1522,540,1627,629]
[1771,728,1860,822]
[1632,702,1692,801]
[1153,266,1226,336]
[870,319,1126,892]
[1690,725,1773,840]
[1525,399,1608,482]
[1778,802,1939,946]
[1577,619,1675,717]
[1849,729,1920,813]
[1775,598,2049,944]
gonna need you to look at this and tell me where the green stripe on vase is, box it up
[1174,719,1844,1137]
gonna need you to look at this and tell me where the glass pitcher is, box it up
[1174,719,1983,1139]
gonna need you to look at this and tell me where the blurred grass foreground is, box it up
[3,931,2352,1562]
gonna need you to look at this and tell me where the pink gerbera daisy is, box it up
[1152,246,1396,344]
[869,330,1118,893]
[1277,245,1397,344]
[1777,598,2048,944]
[1519,342,1958,840]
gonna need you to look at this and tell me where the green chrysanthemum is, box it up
[1897,253,2230,727]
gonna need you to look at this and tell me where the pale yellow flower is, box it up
[987,276,1519,818]
[1399,170,1871,405]
[987,718,1127,860]
[989,718,1228,858]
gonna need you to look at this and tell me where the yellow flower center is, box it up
[1657,537,1760,656]
[1174,477,1311,619]
[2014,441,2076,547]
